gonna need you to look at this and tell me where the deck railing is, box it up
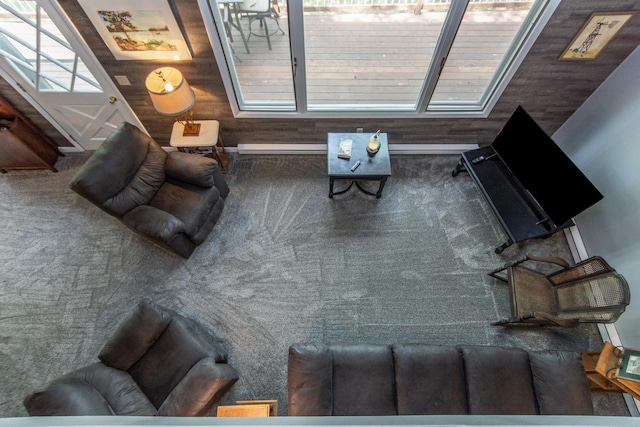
[0,1,36,14]
[305,0,531,5]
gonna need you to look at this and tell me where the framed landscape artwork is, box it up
[560,12,636,60]
[78,0,191,60]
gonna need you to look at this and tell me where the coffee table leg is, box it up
[376,177,388,198]
[329,177,335,198]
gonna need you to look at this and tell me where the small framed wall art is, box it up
[560,11,636,60]
[616,348,640,383]
[78,0,192,61]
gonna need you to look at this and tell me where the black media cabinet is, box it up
[452,146,573,253]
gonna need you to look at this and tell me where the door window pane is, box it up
[430,2,535,104]
[0,0,102,93]
[215,0,295,109]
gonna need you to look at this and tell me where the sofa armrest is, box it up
[166,152,217,188]
[24,375,115,416]
[288,343,333,416]
[158,358,239,416]
[122,205,186,243]
[529,350,594,415]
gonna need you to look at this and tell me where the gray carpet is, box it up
[0,152,629,417]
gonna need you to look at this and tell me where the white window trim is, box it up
[197,0,559,119]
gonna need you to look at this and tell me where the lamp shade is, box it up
[145,67,195,116]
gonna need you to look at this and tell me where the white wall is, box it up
[553,44,640,348]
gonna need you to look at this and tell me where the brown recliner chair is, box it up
[24,300,239,416]
[70,122,229,258]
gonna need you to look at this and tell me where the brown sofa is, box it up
[288,343,594,416]
[24,300,238,416]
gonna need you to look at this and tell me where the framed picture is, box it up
[616,348,640,382]
[78,0,192,61]
[560,12,636,60]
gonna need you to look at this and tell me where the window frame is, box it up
[198,0,559,119]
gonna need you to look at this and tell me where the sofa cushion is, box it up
[70,122,167,217]
[99,300,172,371]
[393,344,467,415]
[123,205,187,242]
[529,350,594,415]
[459,346,538,415]
[127,317,211,409]
[150,180,221,239]
[331,344,396,416]
[158,357,239,416]
[288,343,333,416]
[103,140,167,216]
[165,151,215,188]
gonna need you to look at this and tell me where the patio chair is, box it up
[489,253,630,327]
[236,0,284,50]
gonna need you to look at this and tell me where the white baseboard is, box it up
[237,143,479,155]
[58,146,84,153]
[63,144,479,155]
[237,144,326,154]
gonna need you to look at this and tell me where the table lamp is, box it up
[145,67,200,136]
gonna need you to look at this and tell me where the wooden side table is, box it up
[170,120,229,173]
[582,341,640,399]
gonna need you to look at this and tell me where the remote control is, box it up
[350,160,361,171]
[471,153,497,164]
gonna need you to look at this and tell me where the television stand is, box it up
[452,146,573,253]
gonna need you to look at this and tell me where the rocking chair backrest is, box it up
[547,256,614,285]
[554,271,630,323]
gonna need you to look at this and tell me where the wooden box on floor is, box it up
[217,400,278,417]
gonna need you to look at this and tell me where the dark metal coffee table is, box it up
[327,132,392,198]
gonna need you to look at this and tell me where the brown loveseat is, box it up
[288,343,594,416]
[24,300,238,416]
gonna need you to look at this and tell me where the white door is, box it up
[0,0,145,150]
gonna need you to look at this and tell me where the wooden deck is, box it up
[225,6,529,106]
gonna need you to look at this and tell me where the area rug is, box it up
[0,152,628,417]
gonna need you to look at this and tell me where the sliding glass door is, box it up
[200,0,558,116]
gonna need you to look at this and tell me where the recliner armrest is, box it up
[158,358,239,416]
[122,205,186,242]
[166,152,217,188]
[24,375,115,416]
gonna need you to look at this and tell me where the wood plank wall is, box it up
[2,0,640,149]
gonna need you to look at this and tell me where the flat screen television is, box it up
[491,106,603,226]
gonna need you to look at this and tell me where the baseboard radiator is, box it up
[236,143,479,155]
